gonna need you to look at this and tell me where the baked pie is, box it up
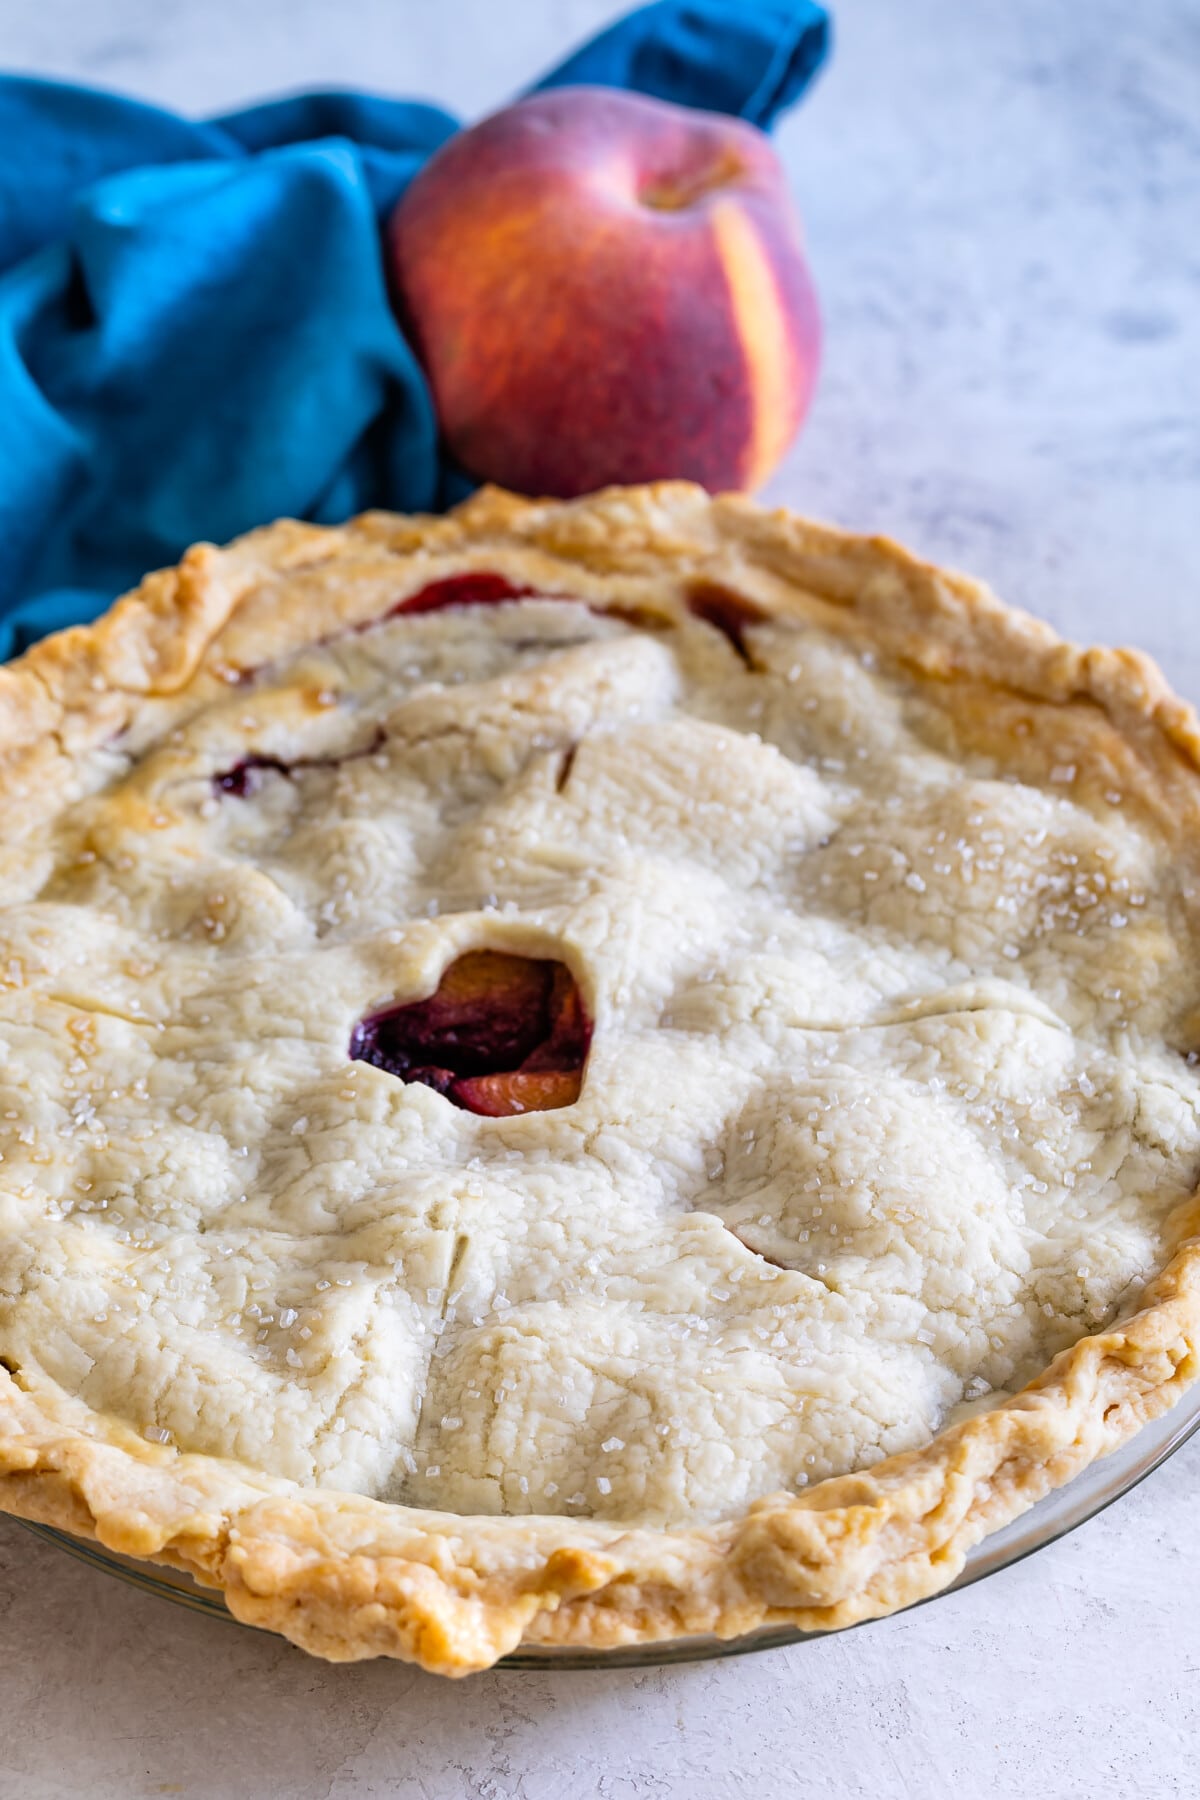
[2,483,1199,1674]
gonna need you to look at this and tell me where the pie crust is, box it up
[2,482,1199,1675]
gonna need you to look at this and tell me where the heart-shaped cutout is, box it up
[350,951,590,1116]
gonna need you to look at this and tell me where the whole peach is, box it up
[387,88,820,497]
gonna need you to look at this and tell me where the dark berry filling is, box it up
[350,951,591,1116]
[213,729,385,799]
[214,754,295,798]
[687,580,769,664]
[384,573,641,631]
[214,573,671,683]
[387,572,542,618]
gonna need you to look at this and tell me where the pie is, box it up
[2,482,1199,1675]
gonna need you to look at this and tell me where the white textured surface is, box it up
[2,0,1200,1793]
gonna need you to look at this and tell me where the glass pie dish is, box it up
[7,483,1200,1672]
[21,1379,1200,1670]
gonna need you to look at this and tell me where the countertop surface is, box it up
[3,1,1199,1795]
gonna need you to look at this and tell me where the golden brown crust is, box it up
[3,482,1200,1674]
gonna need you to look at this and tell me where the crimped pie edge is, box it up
[1,481,1198,1675]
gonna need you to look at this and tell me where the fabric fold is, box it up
[0,0,830,653]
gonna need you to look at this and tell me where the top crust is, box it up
[1,482,1200,1674]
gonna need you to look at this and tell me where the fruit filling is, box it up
[214,754,293,798]
[350,950,591,1115]
[213,730,386,798]
[369,570,669,643]
[387,572,543,617]
[687,580,769,663]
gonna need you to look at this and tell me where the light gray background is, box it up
[2,1,1199,1795]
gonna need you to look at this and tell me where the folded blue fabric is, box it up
[0,0,829,656]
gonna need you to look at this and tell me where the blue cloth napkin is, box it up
[0,0,829,656]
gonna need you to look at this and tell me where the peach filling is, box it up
[350,951,591,1116]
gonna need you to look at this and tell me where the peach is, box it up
[453,1070,582,1117]
[387,88,819,497]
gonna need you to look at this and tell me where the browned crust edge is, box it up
[2,482,1199,1675]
